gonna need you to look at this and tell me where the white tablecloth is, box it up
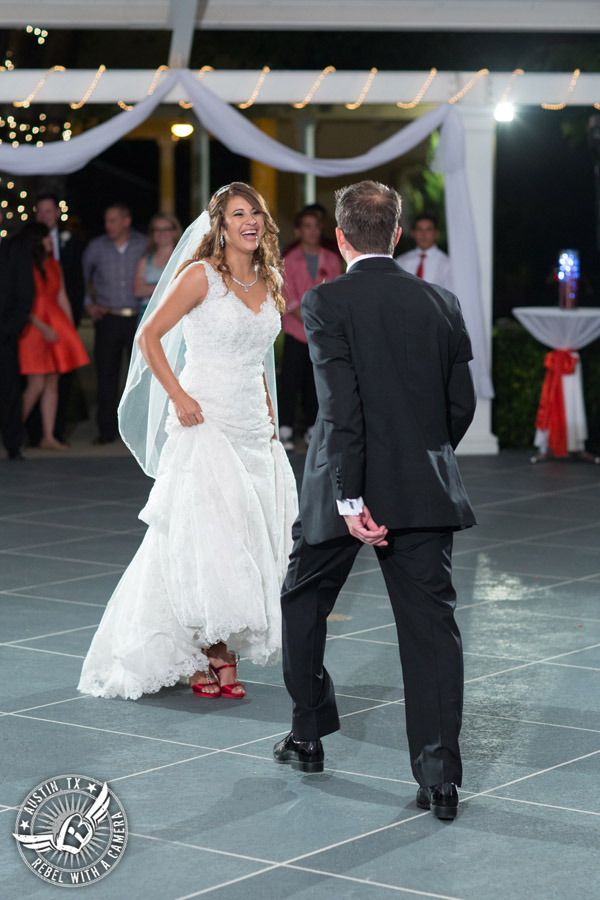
[512,307,600,350]
[512,307,600,453]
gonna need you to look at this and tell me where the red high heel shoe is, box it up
[210,659,246,699]
[190,673,221,698]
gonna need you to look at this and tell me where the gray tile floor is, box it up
[1,451,599,899]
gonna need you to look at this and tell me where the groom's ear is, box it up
[393,226,402,249]
[336,226,348,255]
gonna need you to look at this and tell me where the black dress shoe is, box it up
[273,732,324,773]
[416,783,459,820]
[92,436,116,445]
[8,449,26,460]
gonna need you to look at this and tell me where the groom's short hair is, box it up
[335,181,401,255]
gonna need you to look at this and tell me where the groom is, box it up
[274,181,476,820]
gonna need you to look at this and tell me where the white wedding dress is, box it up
[78,261,298,700]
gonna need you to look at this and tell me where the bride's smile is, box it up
[222,196,265,255]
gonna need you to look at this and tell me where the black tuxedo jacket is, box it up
[299,256,477,545]
[0,237,35,341]
[57,232,85,326]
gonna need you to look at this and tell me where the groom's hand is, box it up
[344,505,388,546]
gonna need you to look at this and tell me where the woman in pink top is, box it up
[279,208,342,449]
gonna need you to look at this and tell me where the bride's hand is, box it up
[172,390,204,427]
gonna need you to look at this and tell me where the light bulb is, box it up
[171,122,194,138]
[494,101,515,123]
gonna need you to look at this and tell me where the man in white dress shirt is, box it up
[395,213,453,291]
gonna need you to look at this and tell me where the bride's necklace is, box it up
[230,266,258,293]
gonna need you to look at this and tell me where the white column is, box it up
[199,127,211,211]
[302,120,317,205]
[456,105,499,455]
[192,126,211,216]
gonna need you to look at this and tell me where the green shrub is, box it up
[492,319,600,450]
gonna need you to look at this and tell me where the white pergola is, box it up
[2,0,599,454]
[2,0,600,32]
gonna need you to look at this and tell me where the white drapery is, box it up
[0,68,493,398]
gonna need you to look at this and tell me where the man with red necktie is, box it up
[396,213,453,291]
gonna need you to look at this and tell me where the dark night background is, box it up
[1,28,599,320]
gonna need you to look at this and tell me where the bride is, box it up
[78,183,298,701]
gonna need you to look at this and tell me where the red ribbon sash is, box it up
[535,349,577,457]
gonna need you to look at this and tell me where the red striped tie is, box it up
[415,252,426,279]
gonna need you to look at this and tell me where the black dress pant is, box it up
[281,518,464,788]
[277,334,318,430]
[53,371,73,442]
[94,314,138,441]
[0,337,23,453]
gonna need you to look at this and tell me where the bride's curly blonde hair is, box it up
[177,182,285,313]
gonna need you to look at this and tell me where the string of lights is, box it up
[449,68,489,105]
[70,65,106,109]
[345,68,378,110]
[117,64,170,111]
[396,68,438,109]
[238,67,271,109]
[500,68,525,103]
[292,66,336,109]
[147,64,169,95]
[493,69,524,122]
[14,66,66,108]
[4,65,599,113]
[541,69,581,110]
[179,66,214,108]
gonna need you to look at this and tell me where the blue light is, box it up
[557,248,579,309]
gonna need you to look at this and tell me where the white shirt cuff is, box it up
[336,497,364,516]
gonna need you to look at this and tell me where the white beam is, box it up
[1,70,599,106]
[1,1,600,31]
[0,1,173,29]
[195,1,600,32]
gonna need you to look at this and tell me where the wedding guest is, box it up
[396,213,453,291]
[83,203,146,444]
[0,213,35,459]
[18,223,89,450]
[134,212,182,318]
[26,192,87,445]
[278,208,342,450]
[35,193,85,324]
[283,203,339,257]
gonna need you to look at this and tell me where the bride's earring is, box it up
[219,234,225,248]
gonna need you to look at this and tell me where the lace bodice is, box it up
[174,261,281,434]
[182,261,279,366]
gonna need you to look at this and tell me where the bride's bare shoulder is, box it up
[174,259,210,305]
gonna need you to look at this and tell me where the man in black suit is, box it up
[0,218,35,458]
[31,193,86,443]
[274,181,476,821]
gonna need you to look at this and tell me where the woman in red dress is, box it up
[18,223,89,450]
